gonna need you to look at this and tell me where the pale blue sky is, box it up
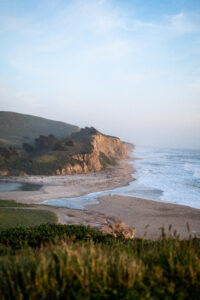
[0,0,200,148]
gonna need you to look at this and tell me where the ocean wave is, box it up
[42,146,200,210]
[134,146,200,209]
[194,169,200,179]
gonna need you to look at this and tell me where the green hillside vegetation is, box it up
[0,138,14,147]
[0,200,57,230]
[0,112,120,175]
[0,111,80,147]
[99,151,116,168]
[0,127,114,175]
[0,200,30,207]
[0,223,199,299]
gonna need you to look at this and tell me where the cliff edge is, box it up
[0,127,132,176]
[58,128,130,175]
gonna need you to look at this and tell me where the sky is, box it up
[0,0,200,149]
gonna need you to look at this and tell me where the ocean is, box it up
[133,146,200,209]
[42,146,200,210]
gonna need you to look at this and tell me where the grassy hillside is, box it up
[0,224,199,299]
[0,200,57,230]
[0,111,80,147]
[0,127,118,175]
[0,129,94,175]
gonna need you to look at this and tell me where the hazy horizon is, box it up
[0,0,200,149]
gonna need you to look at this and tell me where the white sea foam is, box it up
[184,163,191,171]
[42,146,200,210]
[194,169,200,179]
[133,146,200,209]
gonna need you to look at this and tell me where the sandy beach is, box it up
[1,155,200,239]
[86,195,200,239]
[0,158,134,204]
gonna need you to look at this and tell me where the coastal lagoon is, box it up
[0,182,42,192]
[42,146,200,210]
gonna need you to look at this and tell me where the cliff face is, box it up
[56,132,130,175]
[0,127,132,176]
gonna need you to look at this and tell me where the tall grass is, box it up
[0,224,200,299]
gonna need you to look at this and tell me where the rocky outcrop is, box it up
[56,132,132,175]
[0,127,133,176]
[56,163,84,175]
[0,169,8,176]
[102,219,136,239]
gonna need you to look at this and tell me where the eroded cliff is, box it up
[56,129,131,175]
[0,127,133,176]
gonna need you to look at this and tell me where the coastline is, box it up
[0,157,134,204]
[1,151,200,239]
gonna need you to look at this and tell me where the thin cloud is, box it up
[167,12,198,35]
[123,12,200,37]
[0,0,200,148]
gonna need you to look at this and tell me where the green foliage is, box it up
[23,142,35,153]
[0,138,15,147]
[0,147,18,162]
[35,134,57,150]
[0,200,31,207]
[6,153,82,175]
[0,224,200,299]
[0,209,57,231]
[2,127,99,175]
[0,224,109,249]
[0,146,19,171]
[65,140,74,146]
[99,151,116,168]
[0,111,79,147]
[1,125,114,175]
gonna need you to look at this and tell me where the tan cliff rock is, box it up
[57,132,132,175]
[0,128,133,176]
[102,219,136,239]
[0,169,9,176]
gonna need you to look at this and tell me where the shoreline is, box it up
[0,157,134,204]
[86,195,200,239]
[1,153,200,239]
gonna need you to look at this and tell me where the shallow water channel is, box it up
[0,182,42,192]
